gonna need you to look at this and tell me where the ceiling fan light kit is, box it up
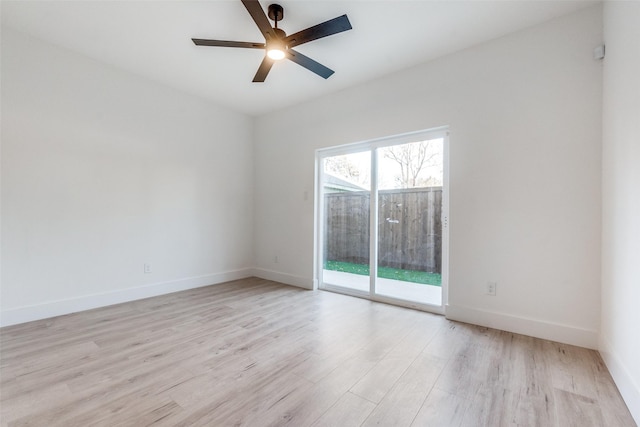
[266,31,286,60]
[192,0,352,82]
[267,45,286,60]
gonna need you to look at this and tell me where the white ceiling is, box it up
[2,0,597,116]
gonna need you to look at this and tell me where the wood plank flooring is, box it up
[0,278,636,426]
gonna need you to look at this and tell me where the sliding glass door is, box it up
[317,129,448,312]
[321,151,371,293]
[375,139,444,306]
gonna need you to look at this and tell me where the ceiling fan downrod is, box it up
[268,4,284,29]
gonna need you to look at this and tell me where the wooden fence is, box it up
[324,187,442,273]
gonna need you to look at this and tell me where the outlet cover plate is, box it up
[486,281,497,296]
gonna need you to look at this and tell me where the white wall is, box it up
[600,2,640,423]
[254,7,603,348]
[1,28,254,325]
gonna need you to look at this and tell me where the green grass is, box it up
[324,260,441,286]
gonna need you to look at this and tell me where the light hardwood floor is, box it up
[0,278,635,426]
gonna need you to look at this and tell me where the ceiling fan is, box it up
[192,0,352,82]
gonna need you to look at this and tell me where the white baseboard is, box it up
[0,268,253,327]
[445,304,598,349]
[599,337,640,424]
[252,268,313,290]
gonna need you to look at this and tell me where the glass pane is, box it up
[376,138,443,305]
[322,151,371,293]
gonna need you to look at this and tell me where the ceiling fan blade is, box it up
[192,39,265,49]
[284,15,352,49]
[253,56,274,82]
[286,49,334,79]
[241,0,277,40]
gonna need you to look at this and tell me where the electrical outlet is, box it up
[486,281,497,296]
[274,255,279,264]
[144,263,152,274]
